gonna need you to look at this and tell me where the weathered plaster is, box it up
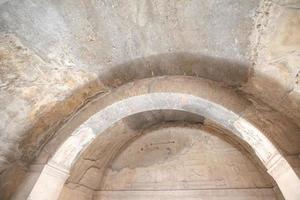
[0,0,299,199]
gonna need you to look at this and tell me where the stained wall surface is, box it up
[0,0,299,199]
[58,125,279,200]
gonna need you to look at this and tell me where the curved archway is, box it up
[59,115,279,200]
[68,122,277,200]
[27,77,300,200]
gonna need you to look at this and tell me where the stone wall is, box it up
[0,0,299,199]
[58,124,279,200]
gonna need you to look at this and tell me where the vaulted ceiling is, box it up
[0,0,299,200]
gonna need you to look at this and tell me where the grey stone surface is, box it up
[0,0,258,180]
[25,77,300,200]
[0,0,300,199]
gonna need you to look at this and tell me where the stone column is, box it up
[27,164,69,200]
[267,155,300,200]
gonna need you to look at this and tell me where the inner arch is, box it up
[28,90,300,200]
[61,123,278,200]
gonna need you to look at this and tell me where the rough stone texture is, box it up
[0,0,300,199]
[102,127,272,190]
[95,189,278,200]
[23,77,299,200]
[0,33,105,200]
[58,125,278,200]
[0,0,256,68]
[244,0,300,125]
[34,76,300,158]
[0,1,260,195]
[0,33,103,168]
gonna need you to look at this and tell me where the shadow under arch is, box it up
[62,110,276,198]
[19,52,252,164]
[26,76,300,200]
[99,52,251,88]
[18,52,299,171]
[6,53,300,200]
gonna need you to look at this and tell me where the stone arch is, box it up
[63,116,277,199]
[7,52,300,200]
[26,76,300,200]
